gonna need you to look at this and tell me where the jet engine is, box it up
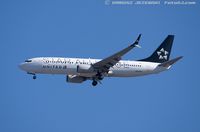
[66,75,86,83]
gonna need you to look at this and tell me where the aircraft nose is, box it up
[19,63,26,71]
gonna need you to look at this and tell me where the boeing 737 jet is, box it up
[19,34,182,86]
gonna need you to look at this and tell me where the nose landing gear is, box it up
[33,75,37,79]
[27,72,37,80]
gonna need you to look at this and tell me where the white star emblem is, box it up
[157,48,168,60]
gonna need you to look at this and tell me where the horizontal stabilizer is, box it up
[158,56,183,67]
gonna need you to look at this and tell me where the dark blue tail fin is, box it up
[139,35,174,63]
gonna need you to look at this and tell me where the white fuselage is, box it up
[19,57,169,77]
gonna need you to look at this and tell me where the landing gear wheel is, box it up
[92,81,98,86]
[33,75,36,80]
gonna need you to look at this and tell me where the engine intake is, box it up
[66,75,86,83]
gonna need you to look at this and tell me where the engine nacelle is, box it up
[66,75,86,83]
[77,65,94,73]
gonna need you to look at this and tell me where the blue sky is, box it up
[0,0,200,132]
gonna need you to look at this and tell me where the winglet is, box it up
[132,34,142,48]
[158,56,183,67]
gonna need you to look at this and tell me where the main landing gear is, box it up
[92,72,104,86]
[92,80,98,86]
[96,72,103,80]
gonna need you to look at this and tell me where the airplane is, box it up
[19,34,182,86]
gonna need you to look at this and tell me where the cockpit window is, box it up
[25,59,32,62]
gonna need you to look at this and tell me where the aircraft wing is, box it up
[92,34,141,72]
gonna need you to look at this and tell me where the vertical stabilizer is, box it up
[139,35,174,63]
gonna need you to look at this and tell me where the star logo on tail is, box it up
[157,48,168,60]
